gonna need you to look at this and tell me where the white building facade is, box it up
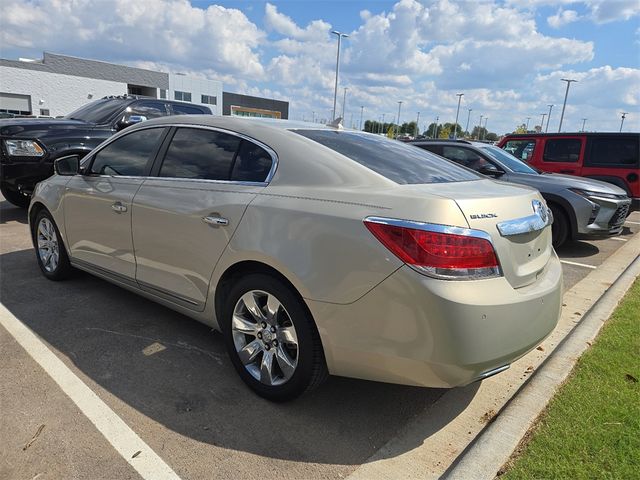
[0,52,222,117]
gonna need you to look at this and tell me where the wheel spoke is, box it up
[240,292,266,322]
[238,339,263,365]
[50,250,59,270]
[231,314,258,335]
[260,349,275,385]
[275,345,296,379]
[278,326,298,346]
[265,294,281,324]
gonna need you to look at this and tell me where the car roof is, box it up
[502,132,639,137]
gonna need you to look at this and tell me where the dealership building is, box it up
[0,52,288,119]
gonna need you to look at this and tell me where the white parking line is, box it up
[611,237,628,242]
[560,259,597,269]
[625,220,640,225]
[0,303,182,480]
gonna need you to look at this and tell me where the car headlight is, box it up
[568,188,625,200]
[4,139,45,157]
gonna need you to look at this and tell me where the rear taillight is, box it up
[364,217,501,280]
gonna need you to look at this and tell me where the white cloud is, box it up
[0,0,266,77]
[264,3,330,41]
[547,9,580,28]
[1,0,638,133]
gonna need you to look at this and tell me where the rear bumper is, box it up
[309,253,563,388]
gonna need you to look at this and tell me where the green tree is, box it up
[485,132,498,142]
[514,123,527,134]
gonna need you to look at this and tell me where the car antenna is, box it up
[327,117,344,130]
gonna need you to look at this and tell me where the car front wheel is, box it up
[33,210,72,280]
[222,273,328,401]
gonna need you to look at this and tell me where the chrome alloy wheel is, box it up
[231,290,299,386]
[37,217,60,273]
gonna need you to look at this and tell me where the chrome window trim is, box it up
[496,200,553,237]
[144,176,268,187]
[364,216,502,281]
[83,123,279,185]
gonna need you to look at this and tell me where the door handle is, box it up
[111,202,127,213]
[202,216,229,227]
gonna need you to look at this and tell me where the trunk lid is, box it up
[424,180,553,289]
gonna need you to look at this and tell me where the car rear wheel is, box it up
[33,210,72,280]
[1,184,30,208]
[550,204,568,248]
[222,273,327,401]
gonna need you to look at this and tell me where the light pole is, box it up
[415,112,420,137]
[331,31,348,121]
[558,79,577,132]
[465,108,472,136]
[341,87,348,120]
[477,114,483,140]
[483,117,489,140]
[620,112,628,132]
[525,117,531,131]
[381,113,386,135]
[540,113,547,132]
[396,101,403,138]
[546,104,554,132]
[434,116,439,138]
[312,111,316,123]
[453,93,463,139]
[581,118,587,132]
[359,106,364,131]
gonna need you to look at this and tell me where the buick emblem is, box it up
[532,200,548,223]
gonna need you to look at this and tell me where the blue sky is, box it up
[2,0,639,133]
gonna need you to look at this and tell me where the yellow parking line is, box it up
[611,237,628,242]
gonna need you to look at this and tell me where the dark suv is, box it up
[0,95,212,207]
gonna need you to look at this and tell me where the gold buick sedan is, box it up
[29,116,562,401]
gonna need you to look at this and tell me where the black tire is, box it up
[550,204,568,248]
[221,273,328,401]
[32,209,73,280]
[1,184,30,208]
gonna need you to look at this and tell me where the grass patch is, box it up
[500,278,640,479]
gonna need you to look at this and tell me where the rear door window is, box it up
[586,136,639,167]
[230,141,273,183]
[128,101,168,119]
[171,103,208,115]
[503,140,536,161]
[441,146,488,170]
[294,130,480,184]
[159,128,240,180]
[543,139,582,163]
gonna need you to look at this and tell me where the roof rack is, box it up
[100,94,154,100]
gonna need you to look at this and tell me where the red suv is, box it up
[498,133,639,210]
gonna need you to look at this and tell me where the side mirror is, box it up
[116,114,147,130]
[478,164,505,177]
[54,155,80,176]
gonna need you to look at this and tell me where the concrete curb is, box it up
[445,254,640,479]
[345,231,640,480]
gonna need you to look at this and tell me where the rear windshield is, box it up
[293,130,481,184]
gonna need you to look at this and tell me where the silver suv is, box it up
[412,140,631,247]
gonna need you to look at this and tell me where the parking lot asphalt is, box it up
[1,195,638,480]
